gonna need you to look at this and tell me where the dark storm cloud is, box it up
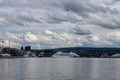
[17,14,39,23]
[46,11,81,24]
[61,0,118,14]
[62,1,94,13]
[70,24,92,35]
[55,0,120,29]
[0,12,40,26]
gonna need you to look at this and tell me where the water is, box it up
[0,58,120,80]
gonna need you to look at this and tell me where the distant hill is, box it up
[54,47,120,57]
[32,47,120,57]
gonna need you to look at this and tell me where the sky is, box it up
[0,0,120,49]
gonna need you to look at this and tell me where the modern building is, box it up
[25,46,31,51]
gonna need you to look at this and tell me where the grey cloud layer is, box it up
[0,0,120,48]
[70,24,92,35]
[0,0,120,29]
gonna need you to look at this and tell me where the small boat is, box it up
[0,53,12,58]
[38,52,44,57]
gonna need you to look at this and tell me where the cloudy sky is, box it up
[0,0,120,49]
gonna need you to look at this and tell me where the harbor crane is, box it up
[0,40,11,48]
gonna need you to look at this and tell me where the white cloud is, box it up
[105,31,120,45]
[0,30,83,49]
[1,30,120,49]
[24,32,38,42]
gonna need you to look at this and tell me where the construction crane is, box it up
[0,40,5,55]
[0,39,11,48]
[1,40,5,48]
[0,38,4,47]
[0,40,11,48]
[0,40,11,56]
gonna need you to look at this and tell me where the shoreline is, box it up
[0,57,120,59]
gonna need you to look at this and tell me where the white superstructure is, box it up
[52,51,79,58]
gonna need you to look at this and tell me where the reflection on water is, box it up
[0,58,120,80]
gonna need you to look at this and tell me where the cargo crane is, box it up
[0,40,5,55]
[0,40,11,48]
[1,40,5,47]
[0,40,11,56]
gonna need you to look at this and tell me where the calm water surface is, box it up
[0,58,120,80]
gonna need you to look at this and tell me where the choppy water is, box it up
[0,58,120,80]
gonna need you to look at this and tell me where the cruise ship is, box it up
[52,51,80,58]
